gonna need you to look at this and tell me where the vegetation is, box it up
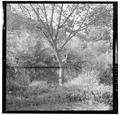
[6,3,113,111]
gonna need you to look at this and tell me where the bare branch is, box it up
[19,4,31,18]
[55,4,63,40]
[18,5,25,15]
[30,4,53,42]
[42,4,55,39]
[60,8,90,50]
[30,4,39,20]
[22,5,32,18]
[60,7,112,50]
[60,23,91,50]
[30,4,46,27]
[59,4,79,29]
[43,4,49,26]
[38,4,44,14]
[42,30,53,46]
[50,4,55,37]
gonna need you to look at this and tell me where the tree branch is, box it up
[50,4,55,37]
[22,5,32,18]
[43,4,49,27]
[30,4,51,36]
[42,4,56,41]
[55,4,63,40]
[60,8,90,50]
[30,4,54,45]
[60,7,112,50]
[59,4,79,29]
[30,4,45,26]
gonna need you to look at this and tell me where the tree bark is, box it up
[56,52,64,86]
[51,37,64,86]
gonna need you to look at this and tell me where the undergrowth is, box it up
[6,71,113,110]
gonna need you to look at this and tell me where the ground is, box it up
[18,102,110,111]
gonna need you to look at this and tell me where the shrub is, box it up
[6,78,27,96]
[98,64,113,86]
[23,81,49,98]
[6,81,113,110]
[63,72,113,107]
[101,92,113,106]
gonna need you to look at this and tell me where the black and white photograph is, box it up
[2,1,118,113]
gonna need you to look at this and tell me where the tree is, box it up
[8,4,113,86]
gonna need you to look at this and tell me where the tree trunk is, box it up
[58,59,64,86]
[55,51,64,86]
[52,39,64,86]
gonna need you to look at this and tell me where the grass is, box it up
[6,70,113,111]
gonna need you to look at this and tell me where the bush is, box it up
[6,78,27,96]
[6,68,30,96]
[23,81,49,98]
[98,64,113,86]
[63,72,113,107]
[19,85,88,106]
[101,92,113,106]
[6,70,113,110]
[91,91,113,110]
[6,82,113,110]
